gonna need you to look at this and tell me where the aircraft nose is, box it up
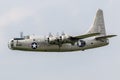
[8,39,14,49]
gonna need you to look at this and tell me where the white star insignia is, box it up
[31,42,38,49]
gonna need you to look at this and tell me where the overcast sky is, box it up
[0,0,119,80]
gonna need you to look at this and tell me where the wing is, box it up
[95,35,117,40]
[47,33,100,47]
[69,33,100,40]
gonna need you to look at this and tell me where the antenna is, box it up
[20,32,23,38]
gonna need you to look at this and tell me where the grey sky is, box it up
[0,0,119,80]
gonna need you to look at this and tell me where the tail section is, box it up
[87,9,106,37]
[87,9,117,39]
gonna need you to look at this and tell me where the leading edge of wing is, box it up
[69,33,100,40]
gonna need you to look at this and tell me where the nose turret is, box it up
[8,39,14,49]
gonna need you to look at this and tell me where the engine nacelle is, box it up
[47,37,56,43]
[60,34,69,40]
[47,33,71,46]
[59,34,70,43]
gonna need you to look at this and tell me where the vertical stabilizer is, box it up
[87,9,106,37]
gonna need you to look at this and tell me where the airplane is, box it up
[8,9,116,52]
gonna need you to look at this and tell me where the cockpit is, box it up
[8,37,26,49]
[8,34,31,50]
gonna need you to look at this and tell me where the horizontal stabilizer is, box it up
[95,35,117,40]
[70,33,100,40]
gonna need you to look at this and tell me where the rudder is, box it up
[87,9,106,37]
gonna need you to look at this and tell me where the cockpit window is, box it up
[14,38,24,40]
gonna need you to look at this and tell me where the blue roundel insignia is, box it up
[77,40,86,47]
[31,42,38,49]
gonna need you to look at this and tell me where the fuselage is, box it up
[8,36,109,52]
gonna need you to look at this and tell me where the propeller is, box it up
[47,32,70,48]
